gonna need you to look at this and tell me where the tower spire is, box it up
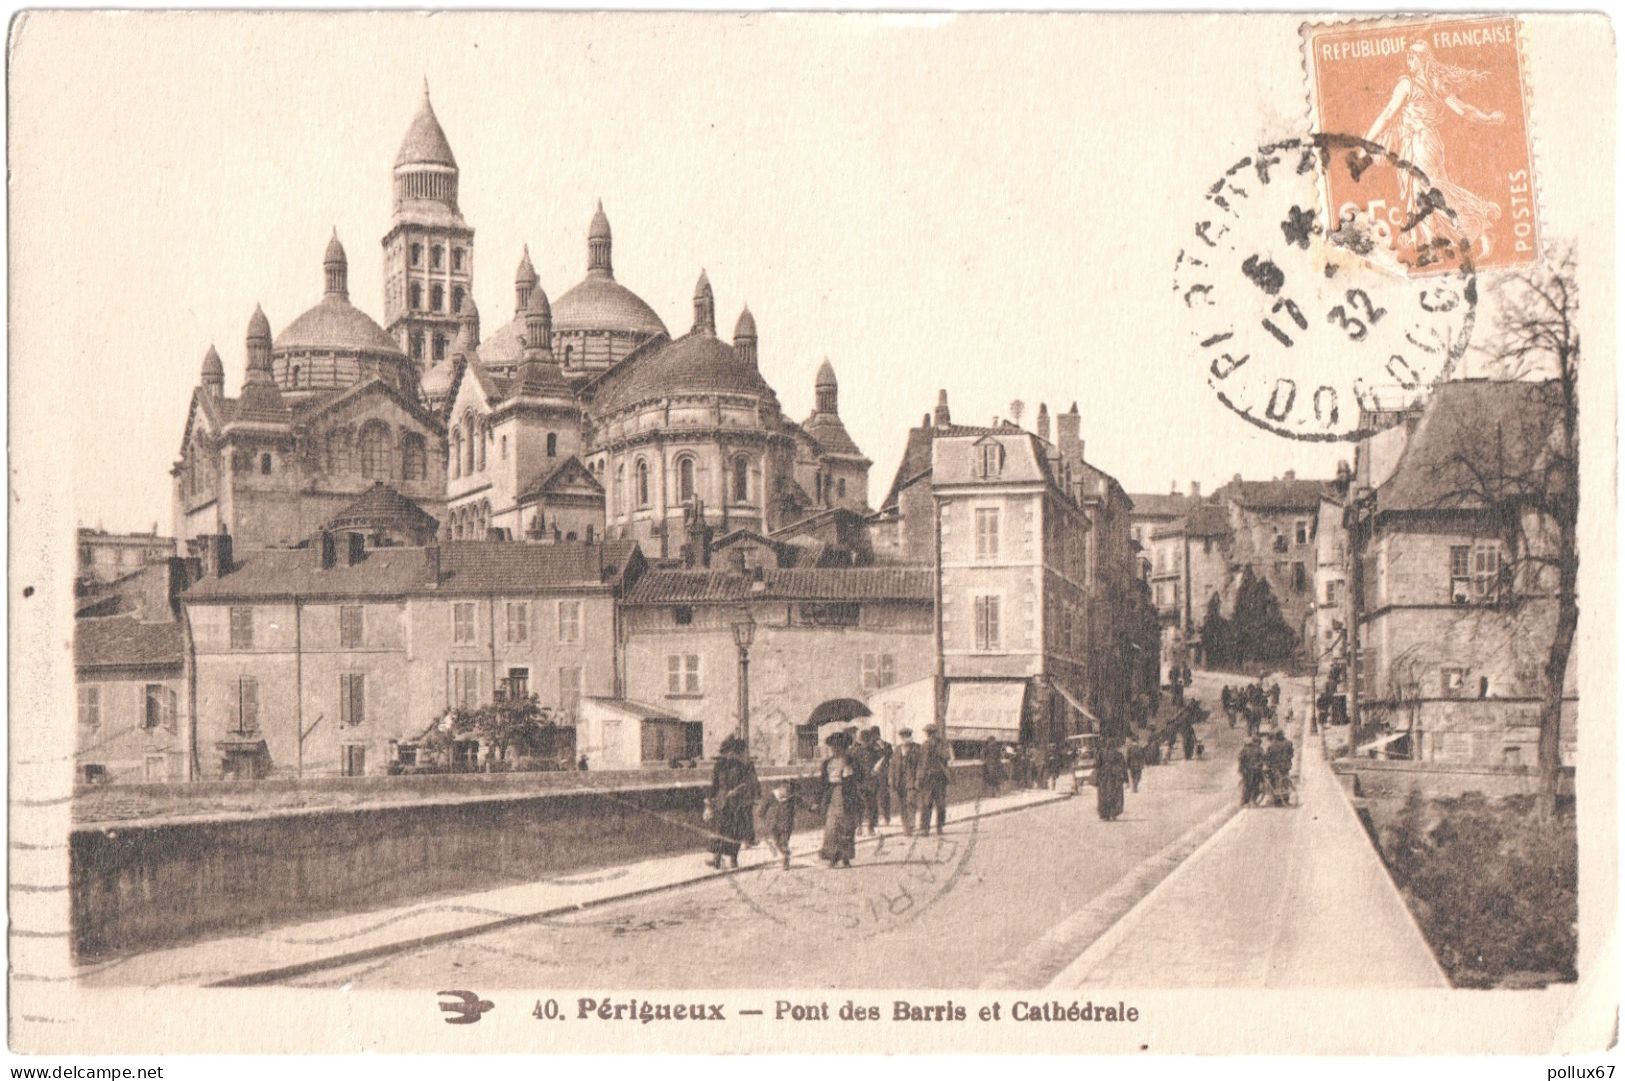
[515,244,537,310]
[588,200,613,277]
[693,269,715,335]
[323,228,348,298]
[815,358,838,414]
[733,304,757,367]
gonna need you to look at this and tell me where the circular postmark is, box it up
[1172,133,1478,442]
[724,780,984,940]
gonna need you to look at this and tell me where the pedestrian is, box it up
[1125,734,1145,793]
[1221,686,1235,728]
[817,732,861,868]
[919,724,952,835]
[705,735,760,870]
[1095,740,1129,821]
[981,736,1004,795]
[893,727,922,835]
[1238,735,1264,807]
[1265,730,1296,800]
[1180,713,1197,761]
[1269,682,1281,711]
[759,782,797,869]
[851,728,881,835]
[869,726,894,826]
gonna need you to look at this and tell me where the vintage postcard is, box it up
[7,10,1616,1060]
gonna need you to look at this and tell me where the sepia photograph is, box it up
[7,9,1616,1059]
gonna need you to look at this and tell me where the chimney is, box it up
[1190,480,1201,499]
[934,389,951,428]
[141,558,189,621]
[1035,403,1050,444]
[1283,469,1296,482]
[1055,404,1081,465]
[346,531,366,566]
[315,529,337,570]
[206,533,233,579]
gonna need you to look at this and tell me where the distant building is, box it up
[618,565,935,763]
[77,527,174,584]
[1349,380,1577,766]
[74,614,187,783]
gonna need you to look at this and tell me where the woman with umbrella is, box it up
[705,735,760,870]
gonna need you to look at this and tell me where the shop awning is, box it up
[1051,682,1101,727]
[944,681,1026,740]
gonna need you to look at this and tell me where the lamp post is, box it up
[732,608,755,750]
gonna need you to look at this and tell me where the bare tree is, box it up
[1432,247,1578,819]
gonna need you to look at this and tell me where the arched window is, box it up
[432,333,446,362]
[733,456,750,502]
[410,332,424,361]
[564,345,574,367]
[476,421,486,471]
[431,285,444,312]
[410,243,422,267]
[402,432,426,481]
[409,283,422,310]
[452,286,464,313]
[431,245,444,269]
[462,413,476,476]
[546,433,557,458]
[326,429,350,473]
[291,364,301,387]
[676,456,695,504]
[359,423,389,479]
[451,429,462,479]
[260,452,273,475]
[837,478,847,499]
[635,459,650,508]
[614,464,624,514]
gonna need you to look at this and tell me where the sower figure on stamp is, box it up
[1095,740,1128,822]
[706,735,760,870]
[818,731,861,868]
[919,724,953,836]
[893,727,921,836]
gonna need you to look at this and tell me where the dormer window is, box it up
[974,440,1005,479]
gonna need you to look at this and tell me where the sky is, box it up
[9,12,1608,535]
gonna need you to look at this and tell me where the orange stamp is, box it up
[1305,15,1540,273]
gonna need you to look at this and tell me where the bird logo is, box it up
[437,989,496,1024]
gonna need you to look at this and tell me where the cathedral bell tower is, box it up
[382,81,475,379]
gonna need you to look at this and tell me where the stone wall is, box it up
[1330,757,1576,803]
[71,761,995,959]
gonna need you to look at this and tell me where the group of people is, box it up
[979,737,1067,795]
[1238,730,1296,806]
[1220,680,1281,736]
[704,724,958,873]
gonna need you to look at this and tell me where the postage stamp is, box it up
[1303,15,1541,274]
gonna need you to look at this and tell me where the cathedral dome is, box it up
[552,275,668,337]
[274,295,405,357]
[394,84,457,170]
[595,331,775,414]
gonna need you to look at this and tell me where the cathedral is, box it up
[172,85,871,558]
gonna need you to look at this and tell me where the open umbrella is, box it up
[806,698,872,727]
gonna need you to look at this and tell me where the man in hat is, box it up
[1264,729,1296,804]
[919,724,953,836]
[893,727,921,835]
[1238,735,1264,807]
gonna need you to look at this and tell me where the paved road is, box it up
[294,680,1248,990]
[1049,683,1448,989]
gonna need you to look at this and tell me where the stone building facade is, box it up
[1350,381,1578,766]
[617,566,935,764]
[74,615,188,783]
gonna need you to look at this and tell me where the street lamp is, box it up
[732,608,755,750]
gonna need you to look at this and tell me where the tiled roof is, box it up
[74,615,184,670]
[515,457,604,504]
[396,88,457,169]
[273,295,404,357]
[553,274,668,337]
[1186,502,1232,537]
[626,566,933,604]
[804,411,868,460]
[184,547,437,601]
[878,422,1002,512]
[1376,380,1563,515]
[1128,492,1193,518]
[325,483,439,534]
[593,330,777,414]
[436,541,621,593]
[1221,478,1329,511]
